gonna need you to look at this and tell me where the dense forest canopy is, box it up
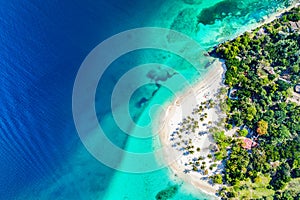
[211,6,300,199]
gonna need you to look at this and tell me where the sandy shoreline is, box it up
[229,1,300,42]
[155,2,300,198]
[157,59,225,197]
[260,2,300,25]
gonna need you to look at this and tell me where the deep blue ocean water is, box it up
[0,0,294,199]
[0,0,144,198]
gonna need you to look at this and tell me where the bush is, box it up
[257,120,268,135]
[211,174,223,184]
[238,128,248,137]
[254,176,262,183]
[226,124,233,130]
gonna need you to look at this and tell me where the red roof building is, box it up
[241,138,256,150]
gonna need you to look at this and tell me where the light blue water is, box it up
[0,0,295,199]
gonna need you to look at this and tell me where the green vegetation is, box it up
[213,131,232,160]
[225,141,250,185]
[219,174,275,199]
[211,174,223,184]
[257,120,268,136]
[237,128,248,137]
[211,5,300,199]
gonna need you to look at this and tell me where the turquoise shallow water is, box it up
[2,0,295,199]
[101,1,296,200]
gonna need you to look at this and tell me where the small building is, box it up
[289,21,300,32]
[241,138,257,150]
[295,84,300,94]
[242,138,253,150]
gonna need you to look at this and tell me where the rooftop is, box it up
[242,138,253,150]
[289,21,300,31]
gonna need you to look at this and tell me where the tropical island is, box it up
[158,4,300,200]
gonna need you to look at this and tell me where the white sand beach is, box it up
[157,59,225,197]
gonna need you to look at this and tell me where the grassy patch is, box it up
[225,174,275,199]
